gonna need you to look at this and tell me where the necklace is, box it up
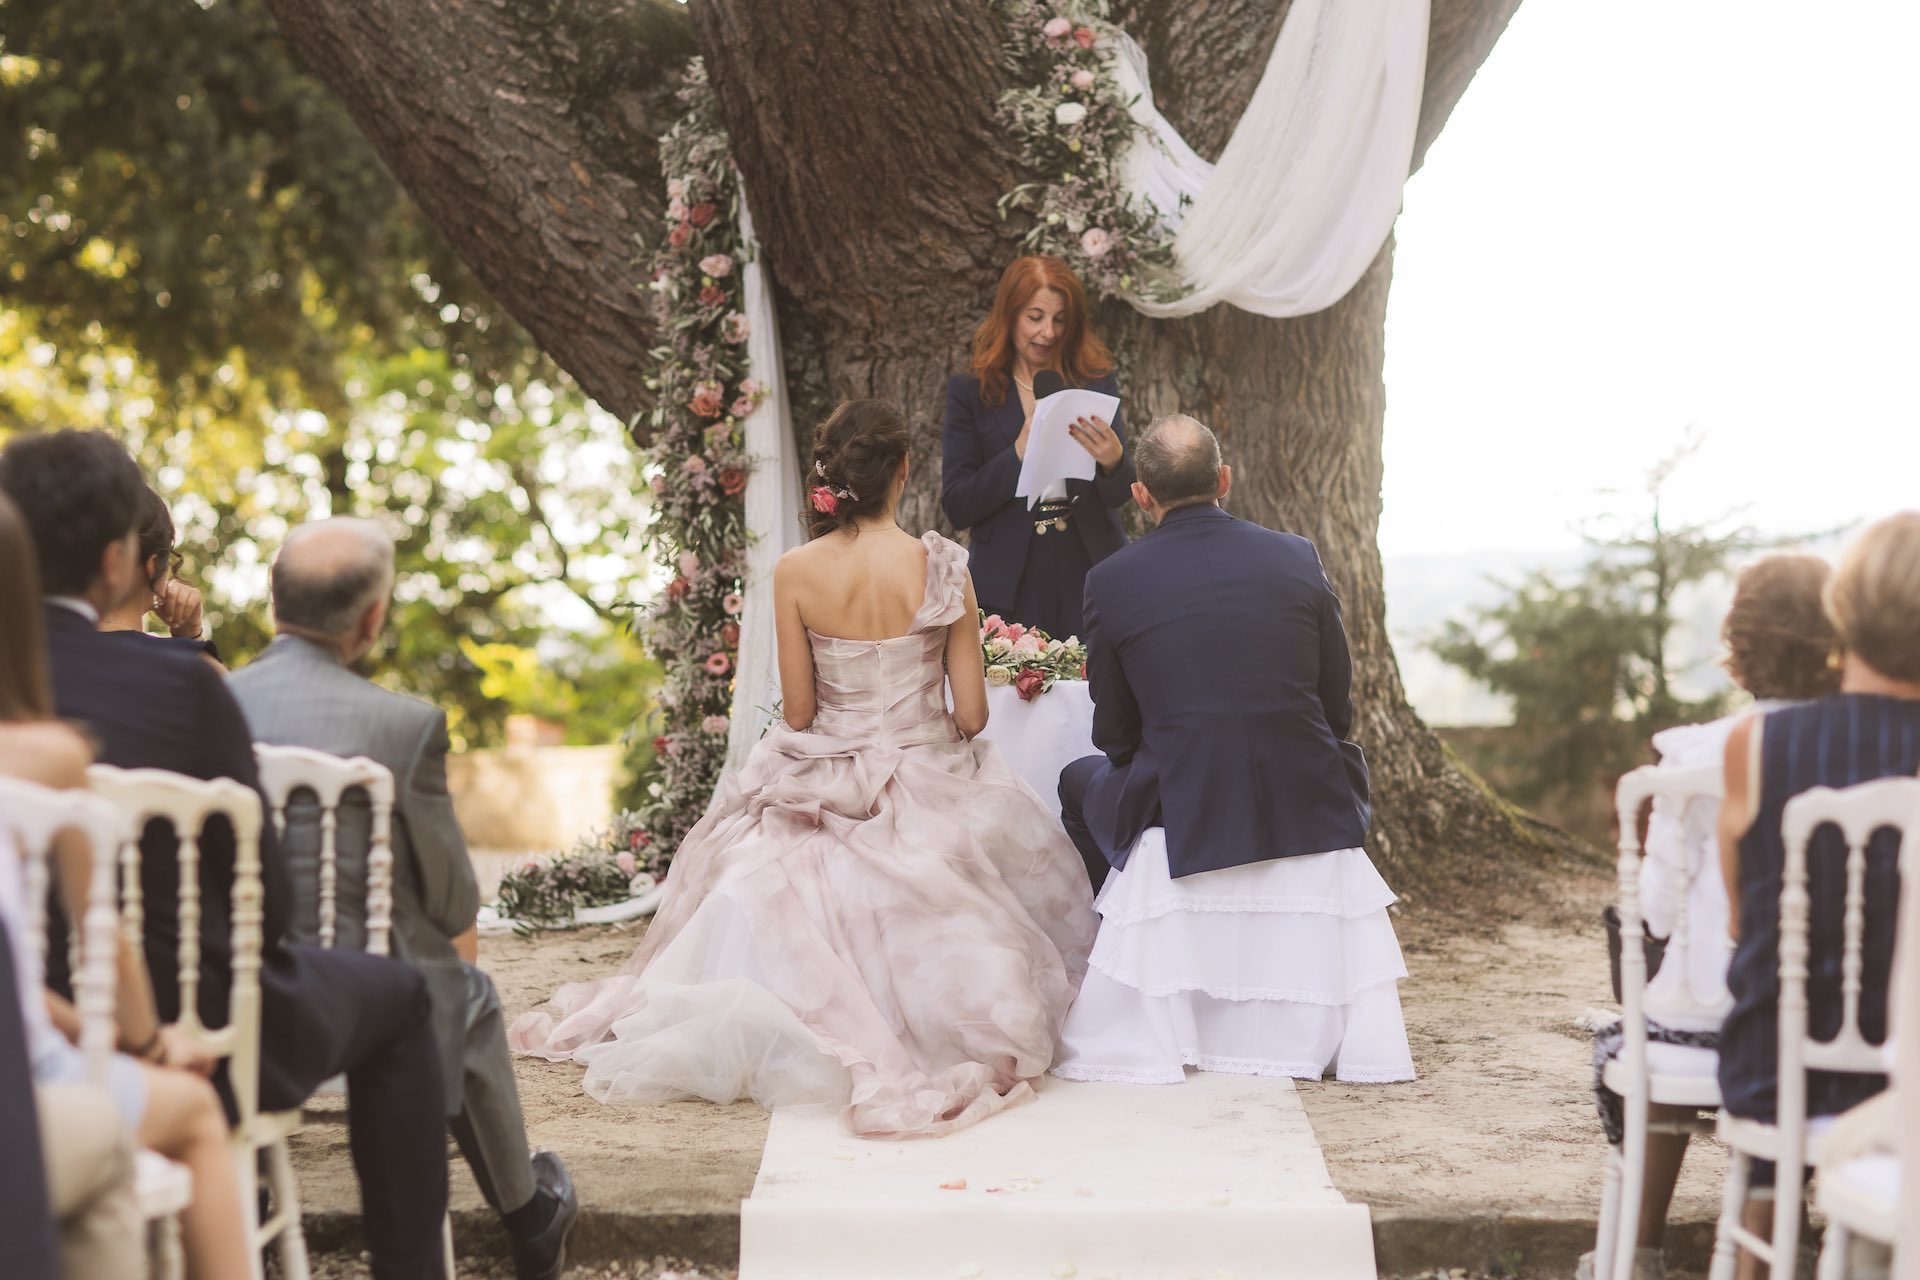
[1013,374,1034,392]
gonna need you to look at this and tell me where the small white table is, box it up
[975,680,1096,819]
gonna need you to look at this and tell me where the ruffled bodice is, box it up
[806,532,972,749]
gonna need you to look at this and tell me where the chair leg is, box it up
[1816,1220,1850,1280]
[442,1213,456,1279]
[266,1138,312,1280]
[154,1213,185,1280]
[1710,1149,1752,1280]
[1595,1145,1624,1280]
[1773,1163,1805,1280]
[1612,1095,1653,1280]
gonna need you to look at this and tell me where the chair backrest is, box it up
[1613,760,1726,1056]
[86,763,266,1122]
[0,776,130,1084]
[253,745,395,957]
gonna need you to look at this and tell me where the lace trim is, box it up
[1083,961,1408,1006]
[1098,890,1398,925]
[1049,1061,1186,1085]
[1331,1063,1418,1083]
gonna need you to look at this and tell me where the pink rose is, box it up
[689,383,725,417]
[702,714,730,736]
[723,593,744,615]
[666,178,688,202]
[722,312,750,344]
[718,467,747,496]
[677,550,701,578]
[810,485,839,516]
[1005,623,1027,643]
[682,454,709,474]
[688,202,717,227]
[705,421,733,448]
[1012,633,1045,659]
[1073,25,1096,48]
[1042,16,1071,38]
[738,378,763,397]
[698,284,726,308]
[705,652,732,676]
[1014,668,1047,701]
[1070,68,1096,92]
[668,223,692,249]
[616,850,637,877]
[730,394,756,418]
[628,831,643,850]
[649,473,667,495]
[663,737,682,757]
[698,253,733,278]
[981,614,1008,639]
[1080,227,1113,260]
[667,197,689,222]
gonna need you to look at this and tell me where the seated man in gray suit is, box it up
[229,518,577,1280]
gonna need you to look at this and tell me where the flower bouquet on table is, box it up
[490,810,662,935]
[979,611,1088,701]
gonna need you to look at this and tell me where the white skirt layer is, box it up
[1052,833,1416,1085]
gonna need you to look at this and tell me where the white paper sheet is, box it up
[1014,388,1122,509]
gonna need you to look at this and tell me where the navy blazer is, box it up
[940,369,1135,614]
[1074,505,1371,878]
[44,605,291,1031]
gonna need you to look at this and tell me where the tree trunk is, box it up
[269,0,1570,889]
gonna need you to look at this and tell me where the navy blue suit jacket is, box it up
[1074,505,1371,878]
[43,605,291,1030]
[940,370,1135,613]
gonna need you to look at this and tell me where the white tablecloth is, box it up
[976,681,1096,820]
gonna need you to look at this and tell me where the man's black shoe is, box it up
[509,1150,578,1280]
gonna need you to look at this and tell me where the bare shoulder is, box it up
[0,721,93,789]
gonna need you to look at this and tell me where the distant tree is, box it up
[1433,449,1769,805]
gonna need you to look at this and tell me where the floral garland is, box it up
[994,0,1181,302]
[494,811,652,934]
[981,612,1088,700]
[629,59,769,877]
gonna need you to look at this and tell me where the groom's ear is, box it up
[1218,465,1233,501]
[1131,481,1153,515]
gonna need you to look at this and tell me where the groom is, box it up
[1058,413,1371,890]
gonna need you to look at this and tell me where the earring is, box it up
[1826,648,1845,672]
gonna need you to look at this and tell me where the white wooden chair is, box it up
[1708,777,1918,1280]
[1595,761,1727,1280]
[253,745,453,1275]
[0,773,194,1279]
[88,764,308,1280]
[1808,779,1919,1280]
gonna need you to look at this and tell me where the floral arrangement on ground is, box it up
[993,0,1180,302]
[493,811,654,934]
[627,57,770,879]
[981,611,1087,700]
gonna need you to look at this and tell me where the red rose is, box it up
[689,383,726,417]
[628,831,643,850]
[668,222,692,248]
[688,202,717,226]
[1078,662,1087,680]
[721,621,741,647]
[651,735,669,753]
[1014,668,1047,701]
[666,576,689,602]
[698,284,725,307]
[1073,25,1097,48]
[718,466,747,496]
[810,485,839,516]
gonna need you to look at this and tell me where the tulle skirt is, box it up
[1052,831,1415,1085]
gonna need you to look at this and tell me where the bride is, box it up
[511,400,1096,1138]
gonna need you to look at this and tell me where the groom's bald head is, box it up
[1135,414,1225,513]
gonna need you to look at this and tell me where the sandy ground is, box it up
[292,866,1727,1278]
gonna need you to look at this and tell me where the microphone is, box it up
[1032,369,1066,400]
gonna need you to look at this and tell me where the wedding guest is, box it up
[941,254,1134,640]
[1717,512,1920,1279]
[98,485,221,665]
[513,400,1095,1138]
[0,916,62,1280]
[1050,414,1412,1087]
[230,518,578,1280]
[0,487,250,1279]
[0,429,451,1280]
[1582,554,1840,1280]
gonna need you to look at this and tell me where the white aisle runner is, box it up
[739,1072,1375,1280]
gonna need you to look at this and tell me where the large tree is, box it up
[260,0,1560,884]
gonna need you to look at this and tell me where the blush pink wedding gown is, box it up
[510,532,1096,1138]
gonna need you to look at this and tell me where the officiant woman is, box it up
[941,255,1135,640]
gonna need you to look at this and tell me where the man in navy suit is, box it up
[1058,414,1370,890]
[0,429,454,1280]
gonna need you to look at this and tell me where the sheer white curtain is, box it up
[719,0,1426,773]
[1114,0,1428,318]
[723,197,805,774]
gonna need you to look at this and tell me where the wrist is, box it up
[129,1026,164,1061]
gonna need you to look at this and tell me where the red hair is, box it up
[968,256,1113,408]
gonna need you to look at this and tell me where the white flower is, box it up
[1042,16,1072,38]
[1012,633,1045,658]
[1054,102,1088,127]
[986,665,1014,687]
[1079,226,1113,260]
[986,637,1013,659]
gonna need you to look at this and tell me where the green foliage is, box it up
[493,812,651,934]
[1,0,657,751]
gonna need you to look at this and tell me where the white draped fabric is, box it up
[1113,0,1429,318]
[724,196,806,773]
[720,1,1427,773]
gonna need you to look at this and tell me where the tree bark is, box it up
[270,0,1569,888]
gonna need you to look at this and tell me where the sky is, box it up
[1378,0,1920,559]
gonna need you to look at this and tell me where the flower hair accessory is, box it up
[810,460,857,516]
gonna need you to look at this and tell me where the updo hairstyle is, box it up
[1824,511,1920,683]
[806,399,910,538]
[1719,554,1840,701]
